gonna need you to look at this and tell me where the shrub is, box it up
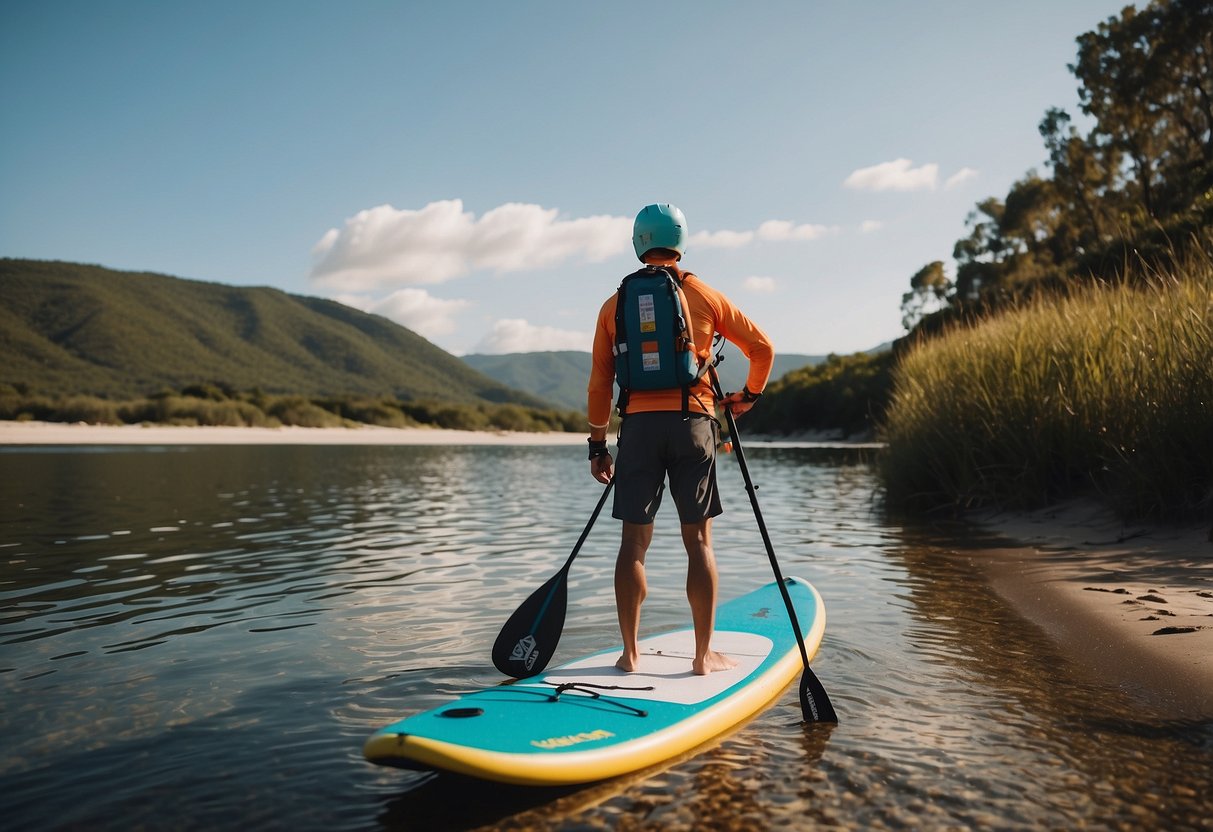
[264,396,344,428]
[0,385,582,435]
[54,396,123,424]
[748,351,893,437]
[316,397,415,428]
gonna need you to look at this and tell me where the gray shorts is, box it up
[612,412,723,525]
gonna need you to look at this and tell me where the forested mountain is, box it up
[461,351,592,412]
[462,345,832,411]
[0,259,549,407]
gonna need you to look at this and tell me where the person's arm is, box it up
[587,298,616,481]
[714,291,774,418]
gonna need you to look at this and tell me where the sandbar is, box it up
[0,420,587,446]
[974,500,1213,720]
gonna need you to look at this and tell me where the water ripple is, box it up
[1,444,1210,829]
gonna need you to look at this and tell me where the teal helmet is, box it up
[632,203,688,261]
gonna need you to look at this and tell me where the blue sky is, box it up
[1,1,1130,357]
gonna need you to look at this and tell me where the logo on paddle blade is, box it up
[511,634,540,670]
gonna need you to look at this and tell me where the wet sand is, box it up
[975,501,1213,720]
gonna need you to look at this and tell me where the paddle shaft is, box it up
[719,407,812,664]
[563,479,614,572]
[710,365,837,722]
[492,480,614,676]
[533,479,613,628]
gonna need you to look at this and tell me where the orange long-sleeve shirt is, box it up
[587,270,774,426]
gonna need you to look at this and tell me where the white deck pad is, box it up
[535,629,773,706]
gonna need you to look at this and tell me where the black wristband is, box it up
[587,439,610,460]
[741,387,762,402]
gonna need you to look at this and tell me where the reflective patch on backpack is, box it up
[638,294,656,332]
[642,340,660,372]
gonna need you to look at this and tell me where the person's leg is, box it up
[615,520,653,671]
[681,519,737,674]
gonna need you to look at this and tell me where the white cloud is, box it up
[944,167,979,189]
[471,318,592,354]
[743,276,777,293]
[334,288,470,340]
[471,202,630,271]
[860,219,884,233]
[310,200,631,292]
[691,229,755,248]
[690,220,835,249]
[310,199,840,301]
[756,220,835,241]
[843,158,939,192]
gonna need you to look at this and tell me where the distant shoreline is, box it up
[0,420,588,446]
[0,420,884,449]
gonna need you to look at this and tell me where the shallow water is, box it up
[1,444,1209,830]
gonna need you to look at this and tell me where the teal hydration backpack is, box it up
[612,266,706,415]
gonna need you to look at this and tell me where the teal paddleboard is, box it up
[363,577,827,785]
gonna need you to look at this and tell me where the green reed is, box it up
[880,252,1213,521]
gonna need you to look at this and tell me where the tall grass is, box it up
[880,251,1213,521]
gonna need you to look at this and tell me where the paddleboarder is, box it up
[587,203,774,676]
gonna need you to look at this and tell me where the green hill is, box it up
[0,258,548,406]
[461,351,591,411]
[463,345,830,411]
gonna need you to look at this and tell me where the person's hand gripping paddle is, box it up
[492,481,613,677]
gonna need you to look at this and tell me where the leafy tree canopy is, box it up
[902,0,1213,337]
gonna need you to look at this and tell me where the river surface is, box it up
[1,443,1210,830]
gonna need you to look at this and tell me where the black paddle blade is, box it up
[491,570,568,678]
[799,668,838,723]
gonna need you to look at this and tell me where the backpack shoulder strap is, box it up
[654,268,705,417]
[612,267,655,416]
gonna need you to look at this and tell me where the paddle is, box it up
[710,365,839,723]
[492,481,614,678]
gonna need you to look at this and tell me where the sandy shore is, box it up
[0,420,589,446]
[0,421,883,449]
[974,501,1213,720]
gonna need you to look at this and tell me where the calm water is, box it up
[1,443,1210,831]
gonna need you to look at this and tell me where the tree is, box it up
[951,197,1007,306]
[1072,0,1213,218]
[901,261,951,331]
[1038,107,1119,253]
[905,0,1213,340]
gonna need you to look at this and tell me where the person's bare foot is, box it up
[615,652,639,672]
[692,649,737,675]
